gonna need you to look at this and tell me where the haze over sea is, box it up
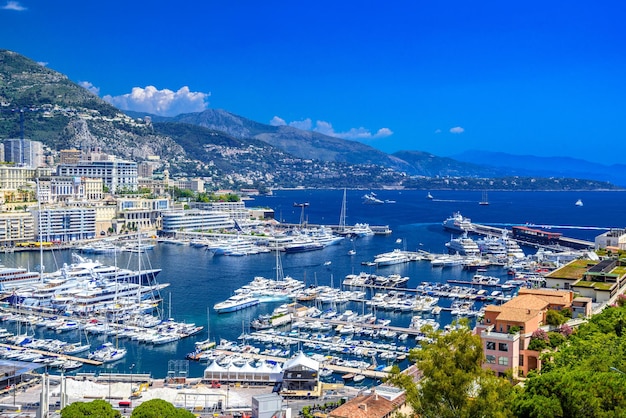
[1,190,623,379]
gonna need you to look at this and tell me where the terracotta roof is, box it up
[517,288,571,305]
[502,294,550,310]
[329,392,398,418]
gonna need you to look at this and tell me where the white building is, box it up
[56,160,138,193]
[0,212,35,245]
[595,228,626,251]
[30,206,96,242]
[161,210,234,233]
[189,201,249,221]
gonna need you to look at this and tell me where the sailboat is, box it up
[427,192,433,200]
[479,191,489,206]
[61,326,91,355]
[575,199,583,207]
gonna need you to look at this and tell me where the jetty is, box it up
[0,343,102,366]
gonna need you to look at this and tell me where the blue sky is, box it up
[2,1,625,164]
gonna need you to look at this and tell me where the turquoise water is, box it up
[1,190,623,379]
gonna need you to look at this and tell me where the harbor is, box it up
[0,190,617,395]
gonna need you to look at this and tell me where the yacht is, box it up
[362,192,384,205]
[213,293,260,313]
[0,266,41,291]
[374,249,410,266]
[88,342,127,363]
[445,233,480,256]
[442,212,473,233]
[284,239,324,253]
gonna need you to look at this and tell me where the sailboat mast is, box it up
[339,188,347,232]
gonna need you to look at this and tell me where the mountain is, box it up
[0,49,621,191]
[452,150,626,187]
[391,150,509,178]
[154,109,413,171]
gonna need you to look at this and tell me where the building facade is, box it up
[161,210,234,233]
[189,201,249,221]
[0,212,35,245]
[56,160,138,193]
[31,206,96,242]
[474,288,586,378]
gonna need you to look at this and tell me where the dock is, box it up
[0,343,102,366]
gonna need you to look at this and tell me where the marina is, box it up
[0,189,618,383]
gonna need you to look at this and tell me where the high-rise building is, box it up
[56,160,138,193]
[3,138,44,167]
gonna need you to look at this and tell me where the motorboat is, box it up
[362,192,384,205]
[213,294,260,314]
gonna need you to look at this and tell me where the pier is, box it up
[0,343,102,366]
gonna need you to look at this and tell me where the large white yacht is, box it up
[213,293,260,313]
[374,249,410,266]
[442,212,474,233]
[445,233,480,256]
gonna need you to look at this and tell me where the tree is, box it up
[61,399,121,418]
[131,399,195,418]
[387,320,513,418]
[545,309,566,326]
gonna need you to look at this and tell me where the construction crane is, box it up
[293,202,309,227]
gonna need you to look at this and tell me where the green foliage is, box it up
[130,399,195,418]
[547,331,566,348]
[545,309,567,326]
[511,370,626,417]
[527,338,548,351]
[514,304,626,414]
[388,319,513,417]
[61,399,121,418]
[508,325,522,334]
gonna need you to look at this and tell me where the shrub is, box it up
[527,338,548,351]
[559,324,573,337]
[548,331,566,348]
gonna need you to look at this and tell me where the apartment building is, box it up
[0,212,35,245]
[56,160,138,193]
[31,206,96,242]
[161,210,234,233]
[189,200,249,221]
[475,288,591,378]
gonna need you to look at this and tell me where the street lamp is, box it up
[610,366,625,375]
[129,363,135,408]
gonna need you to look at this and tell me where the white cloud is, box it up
[269,116,286,126]
[289,118,313,131]
[434,129,442,134]
[79,81,100,95]
[271,116,393,140]
[37,62,48,67]
[449,126,465,134]
[103,85,210,116]
[2,1,26,11]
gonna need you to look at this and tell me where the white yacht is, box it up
[213,293,260,313]
[445,233,480,256]
[362,192,384,205]
[374,249,410,266]
[442,212,473,233]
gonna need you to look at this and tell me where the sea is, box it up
[0,189,624,381]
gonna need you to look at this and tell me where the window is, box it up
[519,355,524,367]
[498,342,509,352]
[486,341,496,350]
[486,355,496,364]
[498,357,509,366]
